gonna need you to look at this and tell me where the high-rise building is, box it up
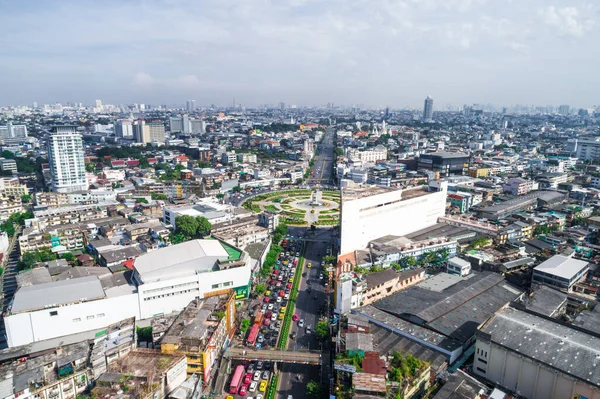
[558,104,570,115]
[182,114,191,134]
[186,100,196,112]
[115,119,134,138]
[0,122,28,139]
[423,96,434,122]
[47,126,88,193]
[133,120,165,144]
[169,116,184,132]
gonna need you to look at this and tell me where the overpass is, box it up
[224,348,322,365]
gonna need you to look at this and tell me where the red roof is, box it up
[122,259,135,270]
[127,159,140,167]
[111,160,126,167]
[147,158,158,164]
[362,352,387,375]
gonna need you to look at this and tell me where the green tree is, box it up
[216,193,225,199]
[21,194,32,203]
[334,147,344,157]
[1,150,15,159]
[240,319,251,333]
[169,233,186,244]
[315,321,329,340]
[390,366,404,382]
[470,236,491,249]
[18,248,57,270]
[175,215,199,238]
[61,252,76,263]
[306,381,322,398]
[254,284,266,296]
[135,198,149,204]
[85,163,95,173]
[198,161,211,168]
[195,216,212,237]
[151,192,168,200]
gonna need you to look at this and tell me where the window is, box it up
[212,284,220,289]
[477,357,488,364]
[73,318,81,322]
[97,313,105,318]
[476,367,486,374]
[87,315,95,320]
[223,281,232,287]
[50,311,58,316]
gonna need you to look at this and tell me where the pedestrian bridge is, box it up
[224,348,322,365]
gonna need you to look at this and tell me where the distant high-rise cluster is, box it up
[423,95,434,122]
[132,120,165,144]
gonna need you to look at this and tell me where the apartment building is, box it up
[47,126,88,193]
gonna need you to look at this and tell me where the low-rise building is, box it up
[360,269,425,307]
[446,257,471,277]
[0,195,22,221]
[532,254,589,292]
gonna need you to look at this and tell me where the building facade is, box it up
[47,126,88,193]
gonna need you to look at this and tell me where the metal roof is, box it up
[11,276,105,313]
[534,255,589,280]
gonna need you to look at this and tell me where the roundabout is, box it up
[243,189,340,226]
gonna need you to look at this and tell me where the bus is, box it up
[247,324,259,346]
[229,365,245,394]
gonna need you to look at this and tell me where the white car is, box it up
[253,371,261,381]
[276,296,282,303]
[249,381,258,392]
[271,313,277,321]
[284,293,289,300]
[267,304,274,310]
[298,319,304,327]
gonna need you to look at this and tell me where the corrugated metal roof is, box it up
[11,276,105,313]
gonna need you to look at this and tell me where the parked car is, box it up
[239,384,248,396]
[249,381,258,392]
[292,313,299,321]
[298,319,304,327]
[257,361,264,370]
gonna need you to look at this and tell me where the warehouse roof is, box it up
[534,255,589,280]
[481,307,600,388]
[134,239,230,283]
[11,276,105,313]
[521,285,568,318]
[375,272,523,342]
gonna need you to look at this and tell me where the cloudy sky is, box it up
[0,0,598,108]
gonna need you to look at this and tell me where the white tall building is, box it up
[339,181,447,254]
[115,119,134,138]
[47,126,88,193]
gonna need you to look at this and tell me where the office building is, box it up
[558,104,570,115]
[423,95,434,122]
[170,116,184,132]
[0,121,28,138]
[133,120,165,144]
[474,306,600,399]
[47,126,88,193]
[115,119,133,138]
[532,254,589,292]
[418,152,470,176]
[575,137,600,161]
[339,181,447,254]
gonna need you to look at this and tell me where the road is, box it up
[307,128,336,187]
[277,127,337,398]
[0,233,21,348]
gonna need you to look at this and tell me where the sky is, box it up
[0,0,598,108]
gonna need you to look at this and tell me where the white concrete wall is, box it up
[5,293,139,347]
[340,185,447,254]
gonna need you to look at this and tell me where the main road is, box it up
[278,127,337,398]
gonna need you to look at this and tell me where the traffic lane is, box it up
[277,363,321,399]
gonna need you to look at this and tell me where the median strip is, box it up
[277,241,305,350]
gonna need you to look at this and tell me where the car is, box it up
[259,380,268,392]
[239,384,248,396]
[264,362,272,370]
[263,297,270,303]
[276,320,282,328]
[319,274,323,280]
[253,371,261,381]
[307,262,312,268]
[256,395,264,399]
[248,363,255,372]
[306,326,312,334]
[288,278,293,283]
[261,304,267,312]
[244,373,252,385]
[279,291,285,297]
[276,297,282,303]
[271,313,277,321]
[276,282,281,287]
[273,269,279,275]
[298,319,304,327]
[265,311,272,318]
[227,396,234,399]
[263,318,270,326]
[284,293,290,300]
[257,335,264,344]
[280,306,286,313]
[278,275,283,281]
[257,361,264,370]
[281,300,288,307]
[290,331,297,339]
[267,303,274,310]
[262,370,269,380]
[249,381,258,392]
[296,252,300,256]
[286,283,292,289]
[265,290,271,297]
[278,312,285,320]
[292,313,299,321]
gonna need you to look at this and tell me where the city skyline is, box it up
[0,0,598,107]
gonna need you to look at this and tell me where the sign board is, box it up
[234,285,249,300]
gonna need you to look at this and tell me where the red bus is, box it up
[247,324,259,346]
[229,365,245,394]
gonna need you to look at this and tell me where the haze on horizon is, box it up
[0,0,598,109]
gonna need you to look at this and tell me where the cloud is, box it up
[132,72,154,87]
[539,6,593,37]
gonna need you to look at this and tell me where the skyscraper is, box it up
[115,119,133,138]
[47,126,88,193]
[186,100,196,112]
[133,120,164,144]
[423,96,434,122]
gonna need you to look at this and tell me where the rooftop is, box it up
[375,272,523,342]
[521,285,568,318]
[11,275,105,313]
[133,239,231,283]
[534,255,589,280]
[420,151,469,159]
[481,307,600,388]
[345,332,374,352]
